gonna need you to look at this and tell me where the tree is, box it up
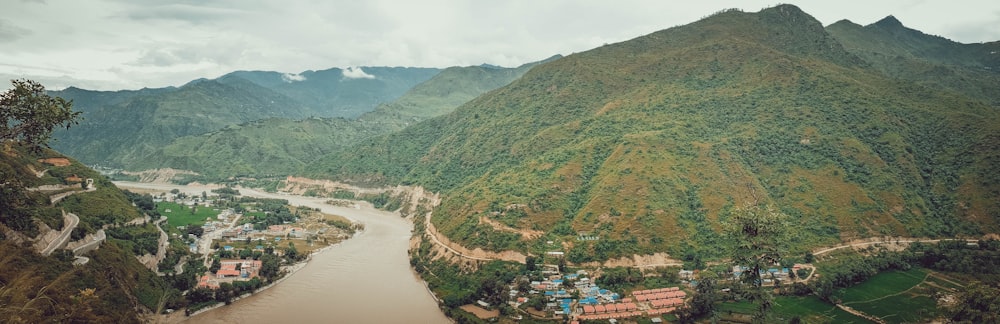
[689,271,720,321]
[209,257,221,273]
[726,205,788,324]
[0,79,81,152]
[948,281,1000,323]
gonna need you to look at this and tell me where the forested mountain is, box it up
[0,143,175,322]
[49,67,440,169]
[305,5,1000,261]
[217,66,442,118]
[826,16,1000,106]
[129,59,555,178]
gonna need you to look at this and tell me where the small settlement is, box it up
[151,188,358,293]
[501,265,691,322]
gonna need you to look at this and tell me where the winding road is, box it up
[40,211,79,256]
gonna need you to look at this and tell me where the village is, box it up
[142,188,360,294]
[459,257,812,323]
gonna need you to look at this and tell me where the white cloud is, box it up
[282,72,306,82]
[0,0,997,90]
[341,67,375,79]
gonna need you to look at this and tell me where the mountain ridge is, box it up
[49,66,444,169]
[304,4,1000,261]
[129,58,556,179]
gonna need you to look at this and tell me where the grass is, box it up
[852,294,938,323]
[157,202,220,228]
[834,268,927,303]
[834,268,944,323]
[719,296,867,323]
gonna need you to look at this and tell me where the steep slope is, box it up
[138,59,554,179]
[306,5,1000,261]
[359,56,561,128]
[0,143,176,322]
[50,78,312,167]
[826,16,1000,106]
[49,66,442,170]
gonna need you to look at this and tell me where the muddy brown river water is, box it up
[113,182,449,323]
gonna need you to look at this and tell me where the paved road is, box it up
[71,229,106,266]
[41,211,79,256]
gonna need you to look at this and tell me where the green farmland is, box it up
[719,268,956,323]
[837,268,946,323]
[719,296,866,323]
[157,202,220,228]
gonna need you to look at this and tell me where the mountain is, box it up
[49,66,441,169]
[50,78,312,168]
[132,58,557,179]
[305,5,1000,261]
[826,16,1000,106]
[218,66,442,118]
[0,143,176,322]
[356,56,562,129]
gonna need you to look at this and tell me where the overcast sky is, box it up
[2,0,998,91]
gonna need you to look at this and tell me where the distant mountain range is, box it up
[50,67,440,168]
[304,5,1000,261]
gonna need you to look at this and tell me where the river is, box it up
[112,182,449,323]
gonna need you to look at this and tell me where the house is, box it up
[217,259,263,279]
[216,260,241,278]
[65,174,83,183]
[196,275,220,289]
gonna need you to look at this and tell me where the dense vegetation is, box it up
[1,136,174,321]
[49,67,440,170]
[122,60,553,180]
[306,5,1000,261]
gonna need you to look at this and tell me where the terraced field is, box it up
[837,268,952,323]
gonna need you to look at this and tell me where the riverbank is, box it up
[183,240,344,318]
[115,181,450,323]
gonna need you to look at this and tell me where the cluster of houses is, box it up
[152,192,214,208]
[216,259,263,279]
[506,265,691,322]
[195,259,264,290]
[266,225,308,238]
[732,265,796,284]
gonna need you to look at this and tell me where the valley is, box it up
[112,181,449,323]
[3,3,999,323]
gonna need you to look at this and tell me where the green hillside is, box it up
[136,117,377,177]
[306,5,1000,261]
[826,16,1000,106]
[49,67,442,170]
[135,60,554,180]
[50,78,312,167]
[220,66,442,118]
[1,142,176,322]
